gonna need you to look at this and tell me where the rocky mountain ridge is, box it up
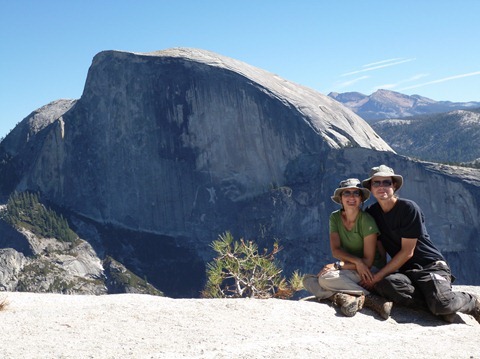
[372,109,480,164]
[329,89,480,122]
[0,210,163,295]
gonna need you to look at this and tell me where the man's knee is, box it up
[375,273,412,295]
[422,274,457,315]
[374,273,425,308]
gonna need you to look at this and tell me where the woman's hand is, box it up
[355,261,374,283]
[318,263,336,276]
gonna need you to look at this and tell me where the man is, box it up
[361,164,480,323]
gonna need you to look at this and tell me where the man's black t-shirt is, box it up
[366,198,445,271]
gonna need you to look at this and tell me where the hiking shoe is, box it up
[357,294,365,311]
[440,313,457,323]
[365,294,393,320]
[471,296,480,324]
[329,293,364,317]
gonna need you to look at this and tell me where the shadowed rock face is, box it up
[1,48,479,295]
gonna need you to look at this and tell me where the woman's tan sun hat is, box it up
[331,178,370,204]
[362,164,403,191]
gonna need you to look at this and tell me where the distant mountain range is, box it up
[371,109,480,164]
[328,89,480,122]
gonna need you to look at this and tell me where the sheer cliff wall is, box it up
[13,49,391,244]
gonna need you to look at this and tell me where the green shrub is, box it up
[202,231,303,299]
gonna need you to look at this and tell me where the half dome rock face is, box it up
[2,48,480,291]
[22,48,391,233]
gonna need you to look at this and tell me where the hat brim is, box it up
[331,187,371,204]
[362,173,403,191]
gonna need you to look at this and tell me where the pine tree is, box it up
[202,232,303,299]
[2,191,78,242]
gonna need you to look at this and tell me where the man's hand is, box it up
[360,273,382,290]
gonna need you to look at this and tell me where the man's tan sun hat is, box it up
[362,164,403,191]
[331,178,371,204]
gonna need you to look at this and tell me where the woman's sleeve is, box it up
[361,212,379,237]
[329,212,338,234]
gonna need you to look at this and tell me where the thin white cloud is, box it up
[362,58,404,68]
[335,75,369,89]
[341,58,416,77]
[400,71,480,90]
[373,73,430,91]
[404,73,430,82]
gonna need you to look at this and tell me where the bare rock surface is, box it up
[1,286,479,358]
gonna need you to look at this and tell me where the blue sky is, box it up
[1,0,480,138]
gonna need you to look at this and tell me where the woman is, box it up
[303,178,392,319]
